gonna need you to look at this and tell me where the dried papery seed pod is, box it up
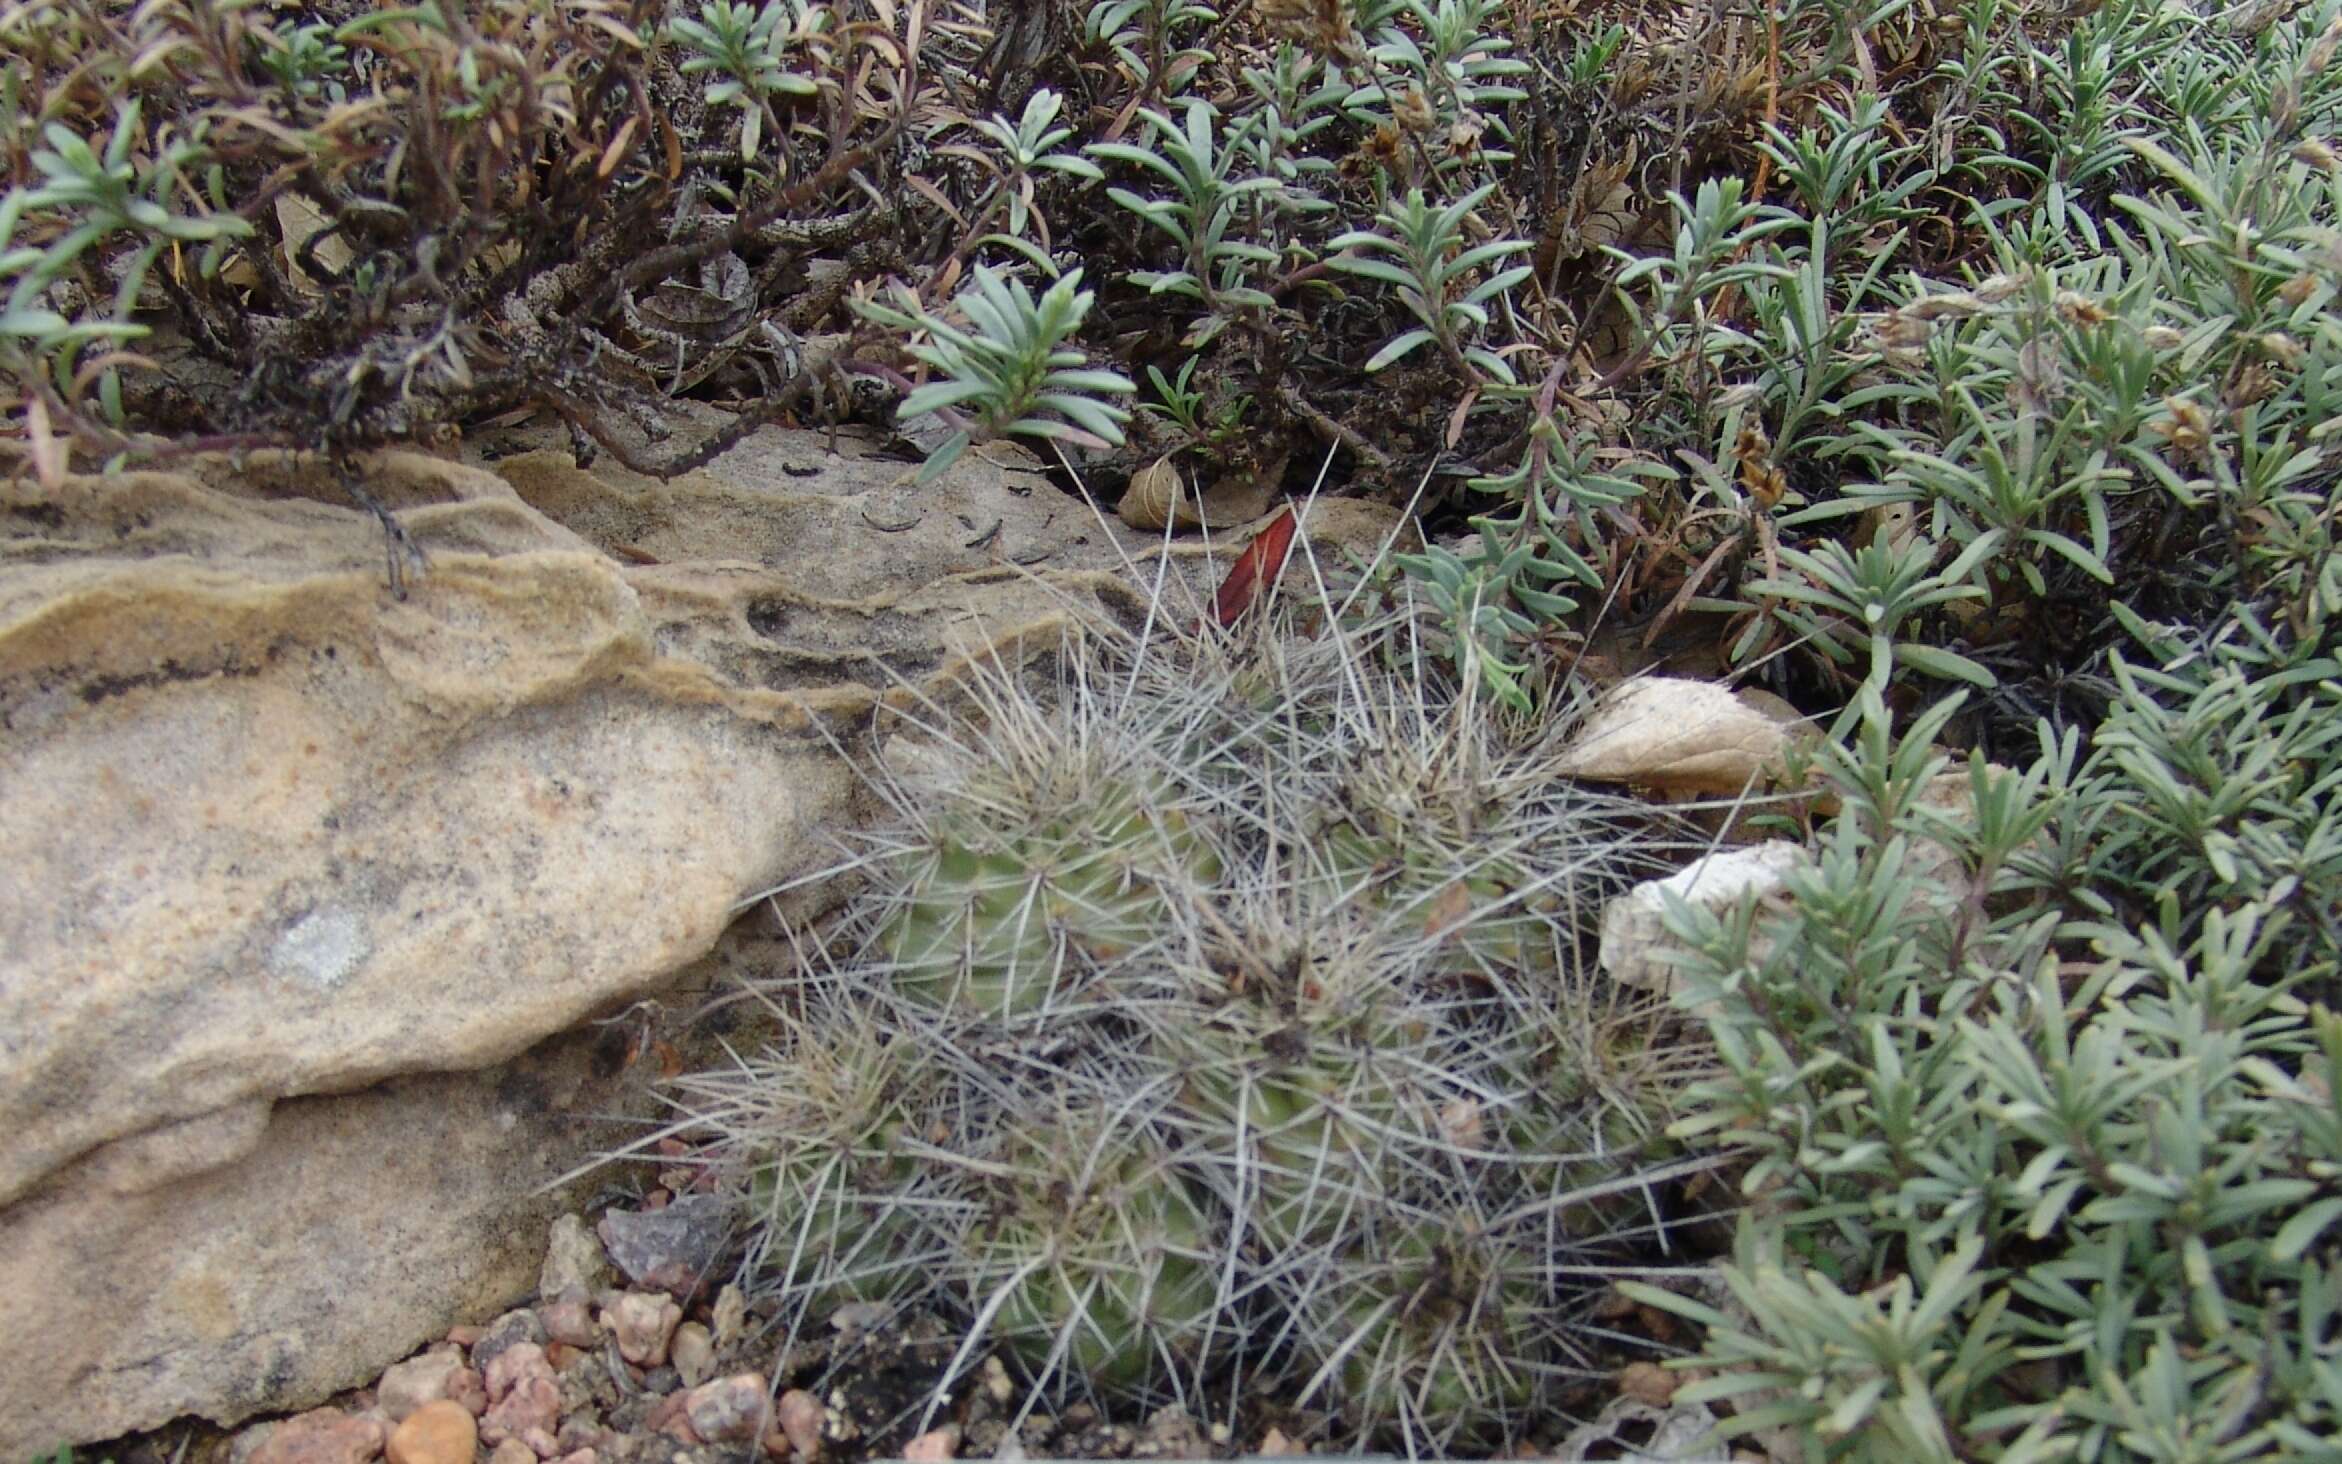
[2262,332,2307,367]
[1119,456,1277,533]
[2229,362,2279,408]
[1975,272,2027,304]
[1394,86,1437,135]
[2054,291,2112,325]
[2154,395,2214,457]
[1902,290,1985,321]
[2313,13,2342,73]
[1117,456,1190,530]
[2142,325,2187,351]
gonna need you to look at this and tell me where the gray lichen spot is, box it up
[270,908,371,990]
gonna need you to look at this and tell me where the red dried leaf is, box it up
[1211,506,1299,628]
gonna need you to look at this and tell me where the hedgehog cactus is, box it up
[883,763,1221,1019]
[660,610,1706,1451]
[1297,1214,1553,1442]
[970,1109,1224,1389]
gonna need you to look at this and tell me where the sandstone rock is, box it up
[248,1409,387,1464]
[1556,677,1800,795]
[0,1025,618,1453]
[387,1400,478,1464]
[0,434,1143,1454]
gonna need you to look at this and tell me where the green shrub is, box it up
[1625,622,2342,1459]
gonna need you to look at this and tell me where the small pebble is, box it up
[485,1344,552,1403]
[1618,1359,1678,1407]
[445,1369,488,1419]
[669,1323,716,1388]
[1256,1427,1305,1457]
[480,1345,560,1447]
[248,1411,386,1464]
[600,1291,683,1367]
[711,1285,748,1349]
[598,1196,728,1295]
[554,1420,604,1456]
[486,1442,535,1464]
[471,1309,549,1372]
[685,1373,771,1444]
[538,1296,601,1349]
[978,1356,1013,1406]
[776,1390,825,1460]
[543,1343,584,1373]
[386,1401,476,1464]
[901,1427,958,1463]
[539,1215,612,1299]
[519,1427,560,1459]
[446,1326,485,1349]
[378,1348,466,1422]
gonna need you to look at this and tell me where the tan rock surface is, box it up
[0,432,1142,1453]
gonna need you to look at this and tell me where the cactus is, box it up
[879,716,1222,1021]
[654,610,1708,1449]
[967,1101,1225,1389]
[1292,1213,1555,1448]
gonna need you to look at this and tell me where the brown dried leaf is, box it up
[275,193,352,295]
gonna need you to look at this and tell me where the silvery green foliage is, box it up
[1626,657,2342,1461]
[665,610,1709,1453]
[855,266,1133,480]
[1328,183,1531,382]
[668,0,822,161]
[1,101,250,393]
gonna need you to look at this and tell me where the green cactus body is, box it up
[1502,1099,1674,1241]
[1176,992,1447,1250]
[885,791,1221,1019]
[1310,1220,1546,1437]
[679,616,1696,1448]
[744,1116,938,1307]
[1317,818,1558,975]
[974,1134,1221,1389]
